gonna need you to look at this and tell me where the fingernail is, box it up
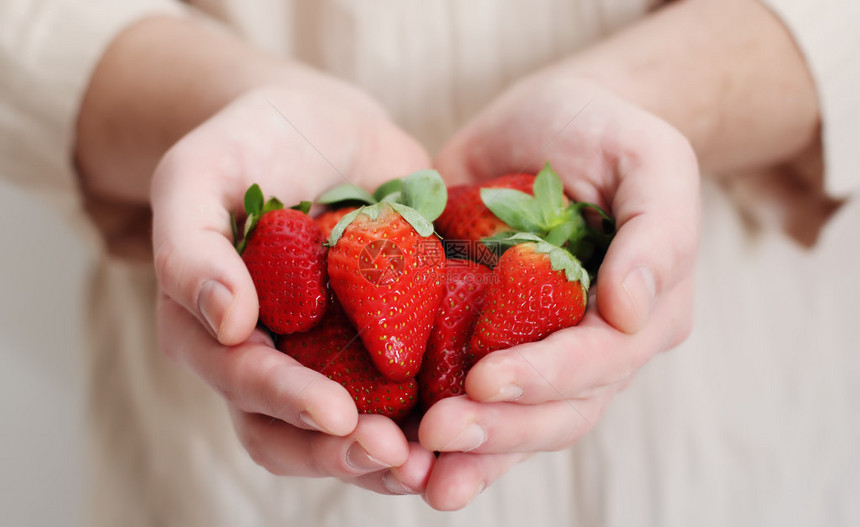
[298,411,323,432]
[197,280,232,339]
[622,266,656,327]
[484,384,524,403]
[442,422,486,452]
[346,443,389,471]
[382,471,417,495]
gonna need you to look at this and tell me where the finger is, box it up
[233,412,408,479]
[594,113,701,334]
[465,276,694,404]
[423,451,532,511]
[355,123,433,185]
[158,294,358,436]
[433,81,603,185]
[418,393,610,454]
[151,138,260,346]
[350,442,437,495]
[433,119,490,186]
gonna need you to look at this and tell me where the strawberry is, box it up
[235,185,327,335]
[277,308,418,420]
[315,206,359,239]
[462,163,615,276]
[315,177,405,242]
[418,260,493,409]
[326,170,448,382]
[435,173,536,261]
[468,236,589,365]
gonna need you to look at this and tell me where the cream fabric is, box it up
[1,1,859,526]
[760,0,860,197]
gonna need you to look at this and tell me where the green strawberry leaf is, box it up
[571,202,616,230]
[533,163,566,224]
[316,183,376,206]
[502,232,545,244]
[480,230,521,259]
[544,222,577,247]
[264,197,285,213]
[496,232,590,289]
[242,213,257,249]
[544,245,590,290]
[559,213,587,245]
[230,211,239,243]
[565,202,616,273]
[380,191,403,203]
[327,206,365,246]
[237,183,282,255]
[389,202,435,237]
[244,183,264,217]
[480,188,544,233]
[289,200,311,214]
[373,178,404,202]
[326,201,437,247]
[401,169,447,222]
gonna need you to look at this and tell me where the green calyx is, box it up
[233,183,309,254]
[316,183,377,207]
[480,162,616,272]
[504,233,591,291]
[315,171,415,209]
[326,169,447,246]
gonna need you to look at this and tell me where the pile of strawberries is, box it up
[234,164,614,420]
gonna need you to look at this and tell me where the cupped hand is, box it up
[423,76,701,509]
[151,78,434,492]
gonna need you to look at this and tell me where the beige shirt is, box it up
[2,1,859,526]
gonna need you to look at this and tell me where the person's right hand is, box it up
[151,77,435,494]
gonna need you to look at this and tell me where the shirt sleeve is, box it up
[0,0,186,197]
[758,0,860,197]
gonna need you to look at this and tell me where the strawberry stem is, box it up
[290,200,312,214]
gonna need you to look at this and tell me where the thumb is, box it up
[151,149,259,347]
[595,129,701,335]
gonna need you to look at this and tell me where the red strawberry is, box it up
[277,311,418,420]
[325,169,449,382]
[469,239,589,365]
[315,206,359,240]
[418,260,493,409]
[441,164,615,278]
[328,203,446,382]
[435,173,536,244]
[237,185,327,334]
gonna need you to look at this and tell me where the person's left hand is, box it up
[421,76,701,510]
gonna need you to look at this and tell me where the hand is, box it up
[422,77,701,509]
[151,80,435,493]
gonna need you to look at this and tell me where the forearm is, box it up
[74,15,317,203]
[553,0,819,175]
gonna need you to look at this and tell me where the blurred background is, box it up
[0,179,90,525]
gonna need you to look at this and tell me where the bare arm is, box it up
[73,15,378,203]
[555,0,820,175]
